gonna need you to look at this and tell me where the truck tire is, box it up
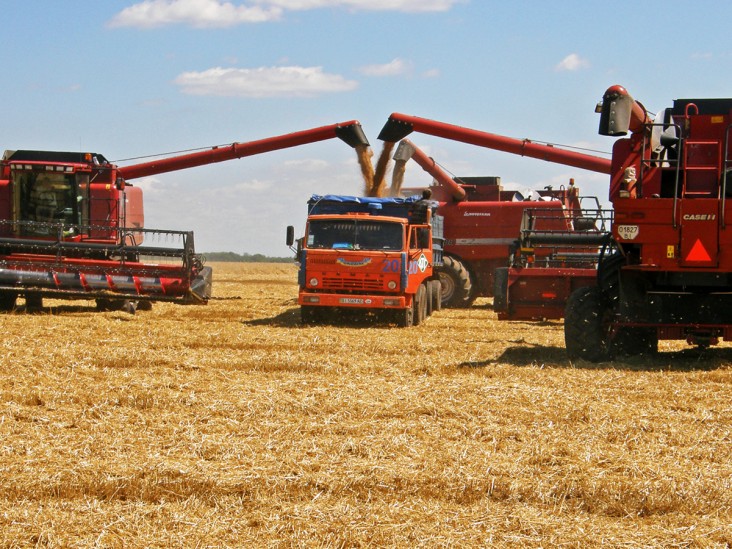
[414,284,427,326]
[397,304,414,327]
[436,256,473,308]
[301,305,321,325]
[425,280,433,317]
[430,280,442,312]
[564,286,613,362]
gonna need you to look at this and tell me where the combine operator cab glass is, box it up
[12,169,89,236]
[307,219,403,251]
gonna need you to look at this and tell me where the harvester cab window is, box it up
[307,219,403,251]
[12,169,85,236]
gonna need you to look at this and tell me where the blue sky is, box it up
[4,0,732,253]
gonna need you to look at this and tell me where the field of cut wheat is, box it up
[1,262,731,548]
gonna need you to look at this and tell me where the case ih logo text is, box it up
[682,214,716,221]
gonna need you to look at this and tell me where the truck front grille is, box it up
[321,276,383,291]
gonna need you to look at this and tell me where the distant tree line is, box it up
[204,251,293,263]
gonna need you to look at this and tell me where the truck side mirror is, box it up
[286,225,295,247]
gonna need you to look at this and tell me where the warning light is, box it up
[685,239,712,262]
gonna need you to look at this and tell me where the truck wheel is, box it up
[564,286,613,362]
[436,256,473,308]
[0,292,17,312]
[301,305,321,325]
[425,281,434,317]
[430,280,442,312]
[414,284,427,326]
[396,304,414,327]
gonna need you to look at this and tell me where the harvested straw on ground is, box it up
[0,263,730,546]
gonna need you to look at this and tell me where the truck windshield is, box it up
[12,169,87,236]
[307,219,403,251]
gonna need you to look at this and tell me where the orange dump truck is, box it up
[287,195,443,326]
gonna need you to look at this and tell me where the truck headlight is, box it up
[387,280,397,290]
[309,278,319,287]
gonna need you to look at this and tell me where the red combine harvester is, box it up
[564,85,732,360]
[0,121,368,311]
[378,114,611,307]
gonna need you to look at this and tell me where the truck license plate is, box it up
[340,298,365,304]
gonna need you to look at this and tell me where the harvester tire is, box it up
[430,280,442,312]
[612,327,658,358]
[414,284,427,326]
[564,286,613,362]
[436,256,473,308]
[25,293,43,311]
[0,292,17,312]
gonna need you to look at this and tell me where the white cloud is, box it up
[174,66,358,97]
[109,0,462,28]
[108,0,282,29]
[358,58,412,77]
[421,68,440,78]
[254,0,461,12]
[555,53,590,72]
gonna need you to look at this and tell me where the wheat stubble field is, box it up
[1,262,731,547]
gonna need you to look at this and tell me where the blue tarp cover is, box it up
[307,194,421,217]
[308,195,419,205]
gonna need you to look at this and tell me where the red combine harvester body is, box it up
[287,195,443,327]
[0,121,368,311]
[564,85,732,360]
[378,115,611,307]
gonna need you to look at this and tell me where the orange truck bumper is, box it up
[299,292,407,309]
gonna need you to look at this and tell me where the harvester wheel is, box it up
[430,280,442,312]
[136,300,153,312]
[612,327,658,357]
[414,283,427,326]
[436,256,473,308]
[0,292,17,312]
[96,298,136,314]
[564,286,613,362]
[25,293,43,312]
